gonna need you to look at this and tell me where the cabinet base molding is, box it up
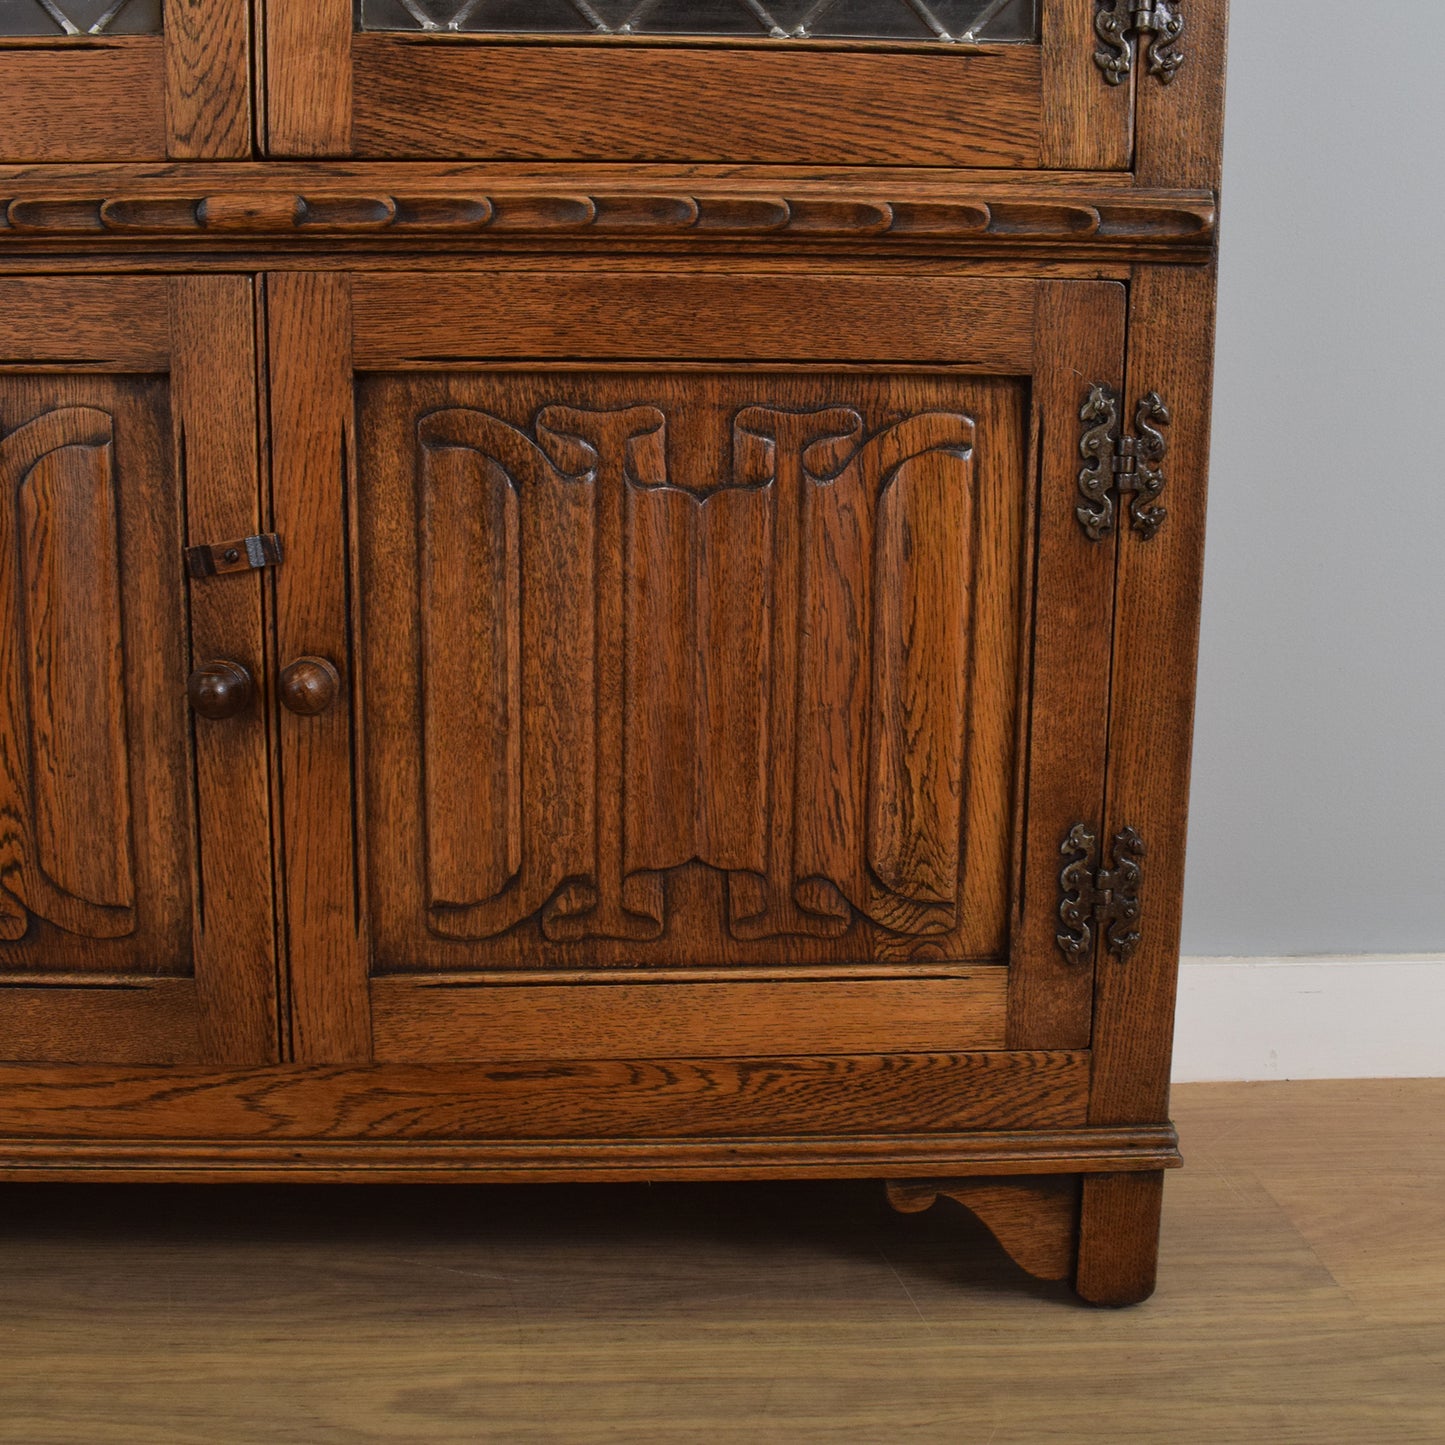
[0,1125,1180,1186]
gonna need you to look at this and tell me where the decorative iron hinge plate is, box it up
[1077,384,1170,542]
[185,533,283,580]
[1094,0,1185,86]
[1056,823,1146,964]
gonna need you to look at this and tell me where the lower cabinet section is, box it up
[0,258,1196,1307]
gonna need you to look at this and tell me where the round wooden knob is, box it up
[279,656,341,717]
[187,660,254,721]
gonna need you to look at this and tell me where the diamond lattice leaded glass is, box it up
[0,0,162,34]
[355,0,1038,43]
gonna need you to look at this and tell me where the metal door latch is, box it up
[185,533,283,579]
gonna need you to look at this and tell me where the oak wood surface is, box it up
[887,1173,1080,1281]
[264,271,370,1063]
[350,272,1040,371]
[164,0,252,159]
[1006,281,1126,1050]
[355,368,1022,974]
[351,37,1044,167]
[371,974,1007,1063]
[1090,264,1218,1126]
[169,276,278,1064]
[262,0,351,156]
[0,1081,1433,1443]
[0,979,201,1064]
[1039,0,1131,169]
[0,0,1230,1313]
[1135,0,1229,189]
[0,1051,1090,1141]
[0,41,167,162]
[0,277,171,368]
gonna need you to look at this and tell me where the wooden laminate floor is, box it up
[1,1079,1442,1443]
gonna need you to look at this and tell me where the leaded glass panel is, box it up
[355,0,1038,43]
[0,0,162,35]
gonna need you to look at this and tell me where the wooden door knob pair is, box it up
[187,657,341,720]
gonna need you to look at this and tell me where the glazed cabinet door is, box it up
[268,269,1123,1069]
[0,277,276,1065]
[0,0,250,161]
[265,1,1132,167]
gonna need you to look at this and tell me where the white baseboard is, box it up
[1171,955,1445,1082]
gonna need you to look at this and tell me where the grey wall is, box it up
[1181,2,1445,955]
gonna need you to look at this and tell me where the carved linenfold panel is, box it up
[0,406,135,941]
[414,398,973,945]
[360,372,1025,969]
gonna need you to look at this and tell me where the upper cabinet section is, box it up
[265,0,1142,167]
[0,0,251,160]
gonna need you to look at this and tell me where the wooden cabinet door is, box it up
[268,269,1123,1066]
[266,1,1131,168]
[0,0,249,161]
[0,277,276,1065]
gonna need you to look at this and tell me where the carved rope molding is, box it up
[0,189,1216,250]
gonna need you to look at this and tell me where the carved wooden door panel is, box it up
[0,277,276,1065]
[268,269,1124,1065]
[265,0,1132,168]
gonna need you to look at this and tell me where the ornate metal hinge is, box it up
[1076,384,1170,542]
[185,533,283,579]
[1094,1,1185,86]
[1056,823,1145,964]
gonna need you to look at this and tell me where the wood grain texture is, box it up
[886,1173,1080,1281]
[170,276,278,1064]
[351,272,1038,371]
[1075,1169,1166,1306]
[264,272,370,1063]
[0,979,201,1065]
[0,372,194,984]
[371,974,1007,1062]
[0,277,171,367]
[355,368,1022,971]
[1040,0,1133,168]
[1135,0,1229,188]
[1089,264,1218,1126]
[0,40,167,162]
[351,37,1042,166]
[165,0,252,159]
[0,1052,1090,1141]
[1006,281,1127,1050]
[263,0,351,155]
[13,409,133,913]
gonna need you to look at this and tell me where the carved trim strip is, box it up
[0,189,1217,251]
